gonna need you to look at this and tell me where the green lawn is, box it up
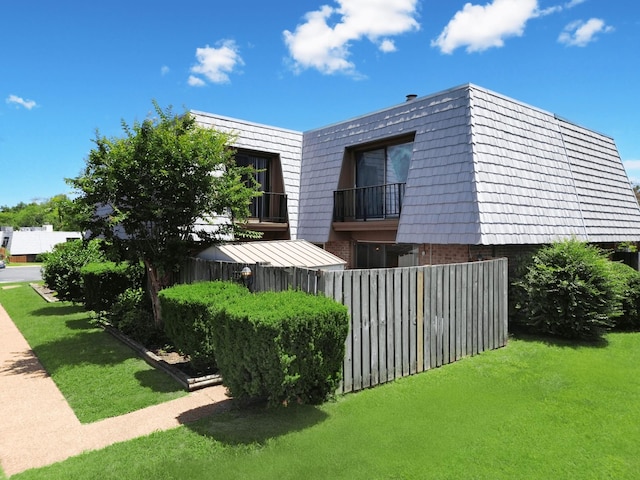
[0,283,186,424]
[2,283,638,479]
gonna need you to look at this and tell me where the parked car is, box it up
[0,260,5,268]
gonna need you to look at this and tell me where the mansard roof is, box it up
[298,84,640,245]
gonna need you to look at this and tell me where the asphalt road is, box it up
[0,266,43,284]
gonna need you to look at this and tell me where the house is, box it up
[0,225,83,262]
[195,84,640,270]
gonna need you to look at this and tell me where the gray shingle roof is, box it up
[192,111,303,238]
[298,84,640,245]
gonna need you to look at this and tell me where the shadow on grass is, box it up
[134,369,187,393]
[183,401,329,446]
[25,330,186,394]
[31,304,86,317]
[509,325,610,349]
[65,318,96,330]
[31,329,135,374]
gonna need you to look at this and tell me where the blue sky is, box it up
[1,0,638,208]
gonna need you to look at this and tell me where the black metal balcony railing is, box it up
[333,183,406,221]
[250,192,288,223]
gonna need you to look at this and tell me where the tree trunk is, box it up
[145,259,164,329]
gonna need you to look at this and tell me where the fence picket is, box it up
[452,264,464,360]
[343,271,354,393]
[393,268,403,378]
[428,267,436,368]
[351,271,363,391]
[417,270,424,373]
[370,271,379,387]
[386,270,396,382]
[360,270,371,388]
[376,270,387,385]
[472,263,479,355]
[409,268,417,375]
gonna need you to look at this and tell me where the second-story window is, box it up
[356,141,412,189]
[233,150,287,223]
[354,140,412,219]
[235,152,270,193]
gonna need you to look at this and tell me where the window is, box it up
[234,152,270,193]
[356,141,412,188]
[356,243,418,269]
[234,150,288,223]
[353,140,412,219]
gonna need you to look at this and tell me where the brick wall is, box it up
[324,241,354,269]
[416,244,468,265]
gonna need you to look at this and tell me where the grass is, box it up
[0,283,186,424]
[5,306,640,479]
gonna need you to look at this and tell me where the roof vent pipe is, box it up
[406,94,417,101]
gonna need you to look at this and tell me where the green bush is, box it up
[159,281,249,371]
[81,261,144,313]
[211,288,349,405]
[159,281,349,404]
[108,287,167,347]
[608,261,640,331]
[511,239,624,340]
[41,239,106,303]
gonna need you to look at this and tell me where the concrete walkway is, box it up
[0,300,230,477]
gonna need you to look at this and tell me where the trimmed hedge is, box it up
[159,281,349,405]
[159,281,249,371]
[81,261,144,313]
[212,289,349,405]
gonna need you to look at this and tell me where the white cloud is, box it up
[283,0,420,75]
[6,94,37,110]
[187,75,206,87]
[432,0,539,54]
[161,65,170,76]
[189,40,243,85]
[431,0,590,54]
[540,0,587,15]
[558,18,614,47]
[379,39,397,53]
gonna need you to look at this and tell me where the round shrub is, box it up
[41,239,106,303]
[511,239,623,340]
[81,261,144,313]
[608,261,640,331]
[108,287,166,347]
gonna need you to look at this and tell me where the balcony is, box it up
[333,183,406,222]
[249,192,288,223]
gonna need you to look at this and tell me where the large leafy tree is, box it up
[68,101,260,327]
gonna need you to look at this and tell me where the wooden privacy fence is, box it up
[179,258,508,394]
